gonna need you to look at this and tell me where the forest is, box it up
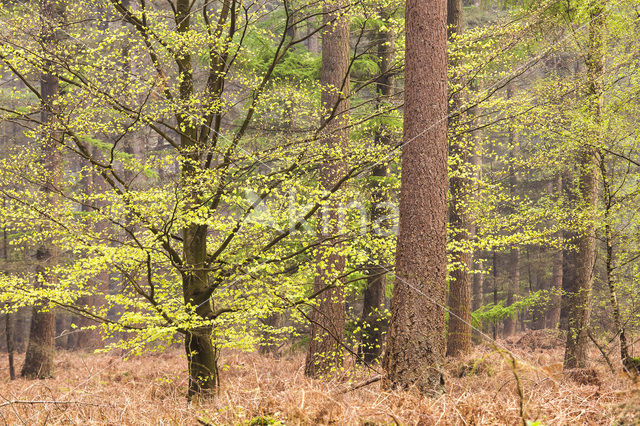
[0,0,639,423]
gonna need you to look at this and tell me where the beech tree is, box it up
[0,0,392,395]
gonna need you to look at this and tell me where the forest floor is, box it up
[0,330,638,425]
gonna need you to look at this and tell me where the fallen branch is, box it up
[337,375,382,394]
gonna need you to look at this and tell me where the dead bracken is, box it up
[0,337,636,425]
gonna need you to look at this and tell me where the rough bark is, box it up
[446,0,472,357]
[359,9,394,365]
[563,0,603,370]
[304,2,350,378]
[21,0,64,380]
[382,0,448,394]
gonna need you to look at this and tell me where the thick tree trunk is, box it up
[382,0,448,394]
[305,2,350,378]
[175,0,219,397]
[446,0,472,358]
[22,0,64,380]
[563,0,604,370]
[359,9,394,365]
[185,329,219,397]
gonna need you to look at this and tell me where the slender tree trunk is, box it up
[492,251,498,339]
[503,84,519,338]
[5,314,15,380]
[3,214,15,380]
[547,175,563,329]
[600,157,629,363]
[382,0,448,394]
[564,0,604,370]
[531,246,546,330]
[21,0,64,380]
[503,247,520,337]
[469,83,484,336]
[472,258,484,312]
[304,2,350,378]
[446,0,472,358]
[359,9,394,365]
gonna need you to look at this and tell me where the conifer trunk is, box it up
[305,2,350,377]
[563,0,604,370]
[382,0,448,394]
[446,0,472,357]
[21,0,64,380]
[359,9,394,365]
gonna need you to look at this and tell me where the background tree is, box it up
[304,0,351,378]
[446,0,473,357]
[20,0,64,379]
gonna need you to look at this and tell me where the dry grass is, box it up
[0,334,637,425]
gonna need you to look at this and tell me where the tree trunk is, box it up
[600,157,629,364]
[469,84,484,335]
[503,247,520,337]
[22,265,56,379]
[185,329,219,397]
[563,0,604,370]
[382,0,448,394]
[21,0,64,380]
[3,214,15,380]
[503,86,519,338]
[531,249,546,330]
[547,175,563,329]
[175,0,219,397]
[359,9,394,365]
[492,250,498,339]
[305,2,350,378]
[5,314,15,380]
[446,0,472,358]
